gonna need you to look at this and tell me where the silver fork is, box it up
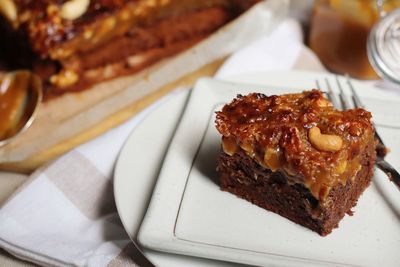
[316,76,400,191]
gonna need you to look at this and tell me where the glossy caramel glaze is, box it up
[215,90,375,200]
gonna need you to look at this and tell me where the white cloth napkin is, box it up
[0,19,324,267]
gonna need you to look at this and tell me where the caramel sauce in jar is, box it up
[309,0,400,79]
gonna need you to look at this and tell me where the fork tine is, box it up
[315,79,321,90]
[335,75,351,110]
[346,76,386,146]
[316,79,333,103]
[324,78,341,109]
[345,74,364,108]
[346,77,400,191]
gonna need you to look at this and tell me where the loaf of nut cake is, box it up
[215,90,376,236]
[0,0,259,99]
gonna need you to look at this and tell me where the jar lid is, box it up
[367,9,400,84]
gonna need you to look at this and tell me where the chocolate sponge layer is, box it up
[217,144,376,236]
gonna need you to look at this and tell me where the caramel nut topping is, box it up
[0,0,17,23]
[315,98,332,108]
[8,0,249,60]
[264,148,281,171]
[50,70,79,88]
[60,0,90,20]
[216,90,374,200]
[349,122,364,137]
[309,126,343,152]
[335,160,347,174]
[221,136,237,156]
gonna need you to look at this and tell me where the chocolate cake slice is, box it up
[215,90,376,236]
[0,0,259,98]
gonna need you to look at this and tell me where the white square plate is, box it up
[137,72,400,267]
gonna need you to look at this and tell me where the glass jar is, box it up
[368,8,400,84]
[309,0,400,79]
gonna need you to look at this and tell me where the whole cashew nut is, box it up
[308,126,343,152]
[60,0,90,20]
[0,0,17,23]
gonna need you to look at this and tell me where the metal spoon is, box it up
[0,71,42,147]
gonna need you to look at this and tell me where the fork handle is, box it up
[376,159,400,191]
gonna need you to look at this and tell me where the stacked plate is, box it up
[114,71,400,267]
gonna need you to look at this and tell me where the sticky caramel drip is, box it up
[221,138,363,200]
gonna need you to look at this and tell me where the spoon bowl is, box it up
[0,71,42,147]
